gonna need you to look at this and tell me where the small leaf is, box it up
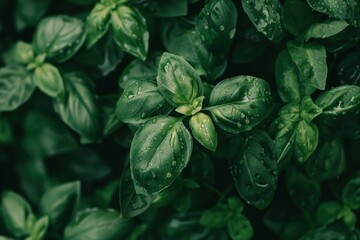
[111,5,149,60]
[34,63,65,100]
[283,0,315,36]
[130,116,193,195]
[241,0,284,43]
[287,42,328,90]
[199,205,228,228]
[294,120,319,163]
[40,181,80,232]
[157,52,203,107]
[119,166,153,218]
[1,191,34,238]
[316,201,343,226]
[28,216,49,240]
[208,76,273,134]
[86,3,111,47]
[116,81,172,123]
[64,209,134,240]
[0,65,35,112]
[315,85,360,120]
[189,112,218,151]
[33,15,86,62]
[342,174,360,210]
[227,212,253,240]
[305,19,349,41]
[300,96,322,122]
[229,130,278,209]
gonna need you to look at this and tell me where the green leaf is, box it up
[33,63,65,100]
[316,201,343,226]
[300,96,322,122]
[306,0,360,27]
[287,42,328,90]
[1,191,34,238]
[315,85,360,120]
[98,95,123,136]
[13,41,34,64]
[148,0,187,17]
[283,0,315,36]
[54,72,103,142]
[40,181,80,232]
[28,215,49,240]
[229,130,278,209]
[241,0,284,43]
[286,168,320,211]
[157,52,203,107]
[86,3,111,48]
[119,166,153,218]
[305,19,349,42]
[196,0,238,55]
[130,116,193,196]
[294,120,319,162]
[111,5,149,60]
[33,15,86,62]
[116,81,172,123]
[0,65,35,111]
[208,76,273,134]
[175,96,205,116]
[14,0,50,31]
[227,212,253,240]
[189,112,218,151]
[64,209,134,240]
[338,52,360,85]
[342,174,360,210]
[199,205,228,228]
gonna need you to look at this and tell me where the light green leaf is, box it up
[33,15,85,62]
[305,19,349,41]
[227,212,253,240]
[208,76,273,134]
[86,3,111,47]
[34,63,65,100]
[27,216,49,240]
[294,120,319,162]
[199,205,228,228]
[189,112,218,151]
[13,41,34,64]
[241,0,284,43]
[130,116,193,196]
[300,96,322,122]
[0,65,35,112]
[111,5,149,60]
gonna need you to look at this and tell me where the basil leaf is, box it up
[14,0,50,31]
[300,96,322,122]
[196,0,237,55]
[33,15,86,62]
[286,168,320,211]
[116,81,172,123]
[227,212,253,240]
[241,0,284,43]
[338,52,360,85]
[287,42,328,90]
[342,174,360,210]
[111,5,149,60]
[130,116,193,195]
[189,112,218,151]
[208,76,273,134]
[157,52,203,107]
[305,19,349,42]
[316,201,343,226]
[40,181,80,232]
[1,191,34,238]
[28,215,49,240]
[86,3,111,48]
[13,41,34,64]
[305,133,345,181]
[229,130,278,209]
[119,166,153,218]
[283,0,314,36]
[148,0,187,17]
[98,95,123,136]
[64,209,134,240]
[199,205,228,228]
[54,72,103,142]
[294,120,319,163]
[315,85,360,120]
[34,63,65,100]
[306,0,360,27]
[0,65,35,111]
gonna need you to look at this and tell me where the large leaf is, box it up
[33,15,86,62]
[64,209,134,240]
[196,0,238,55]
[229,130,278,209]
[111,5,149,60]
[116,81,172,123]
[207,76,273,134]
[54,72,103,142]
[157,52,203,107]
[287,42,328,90]
[130,116,193,196]
[241,0,284,43]
[0,65,35,111]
